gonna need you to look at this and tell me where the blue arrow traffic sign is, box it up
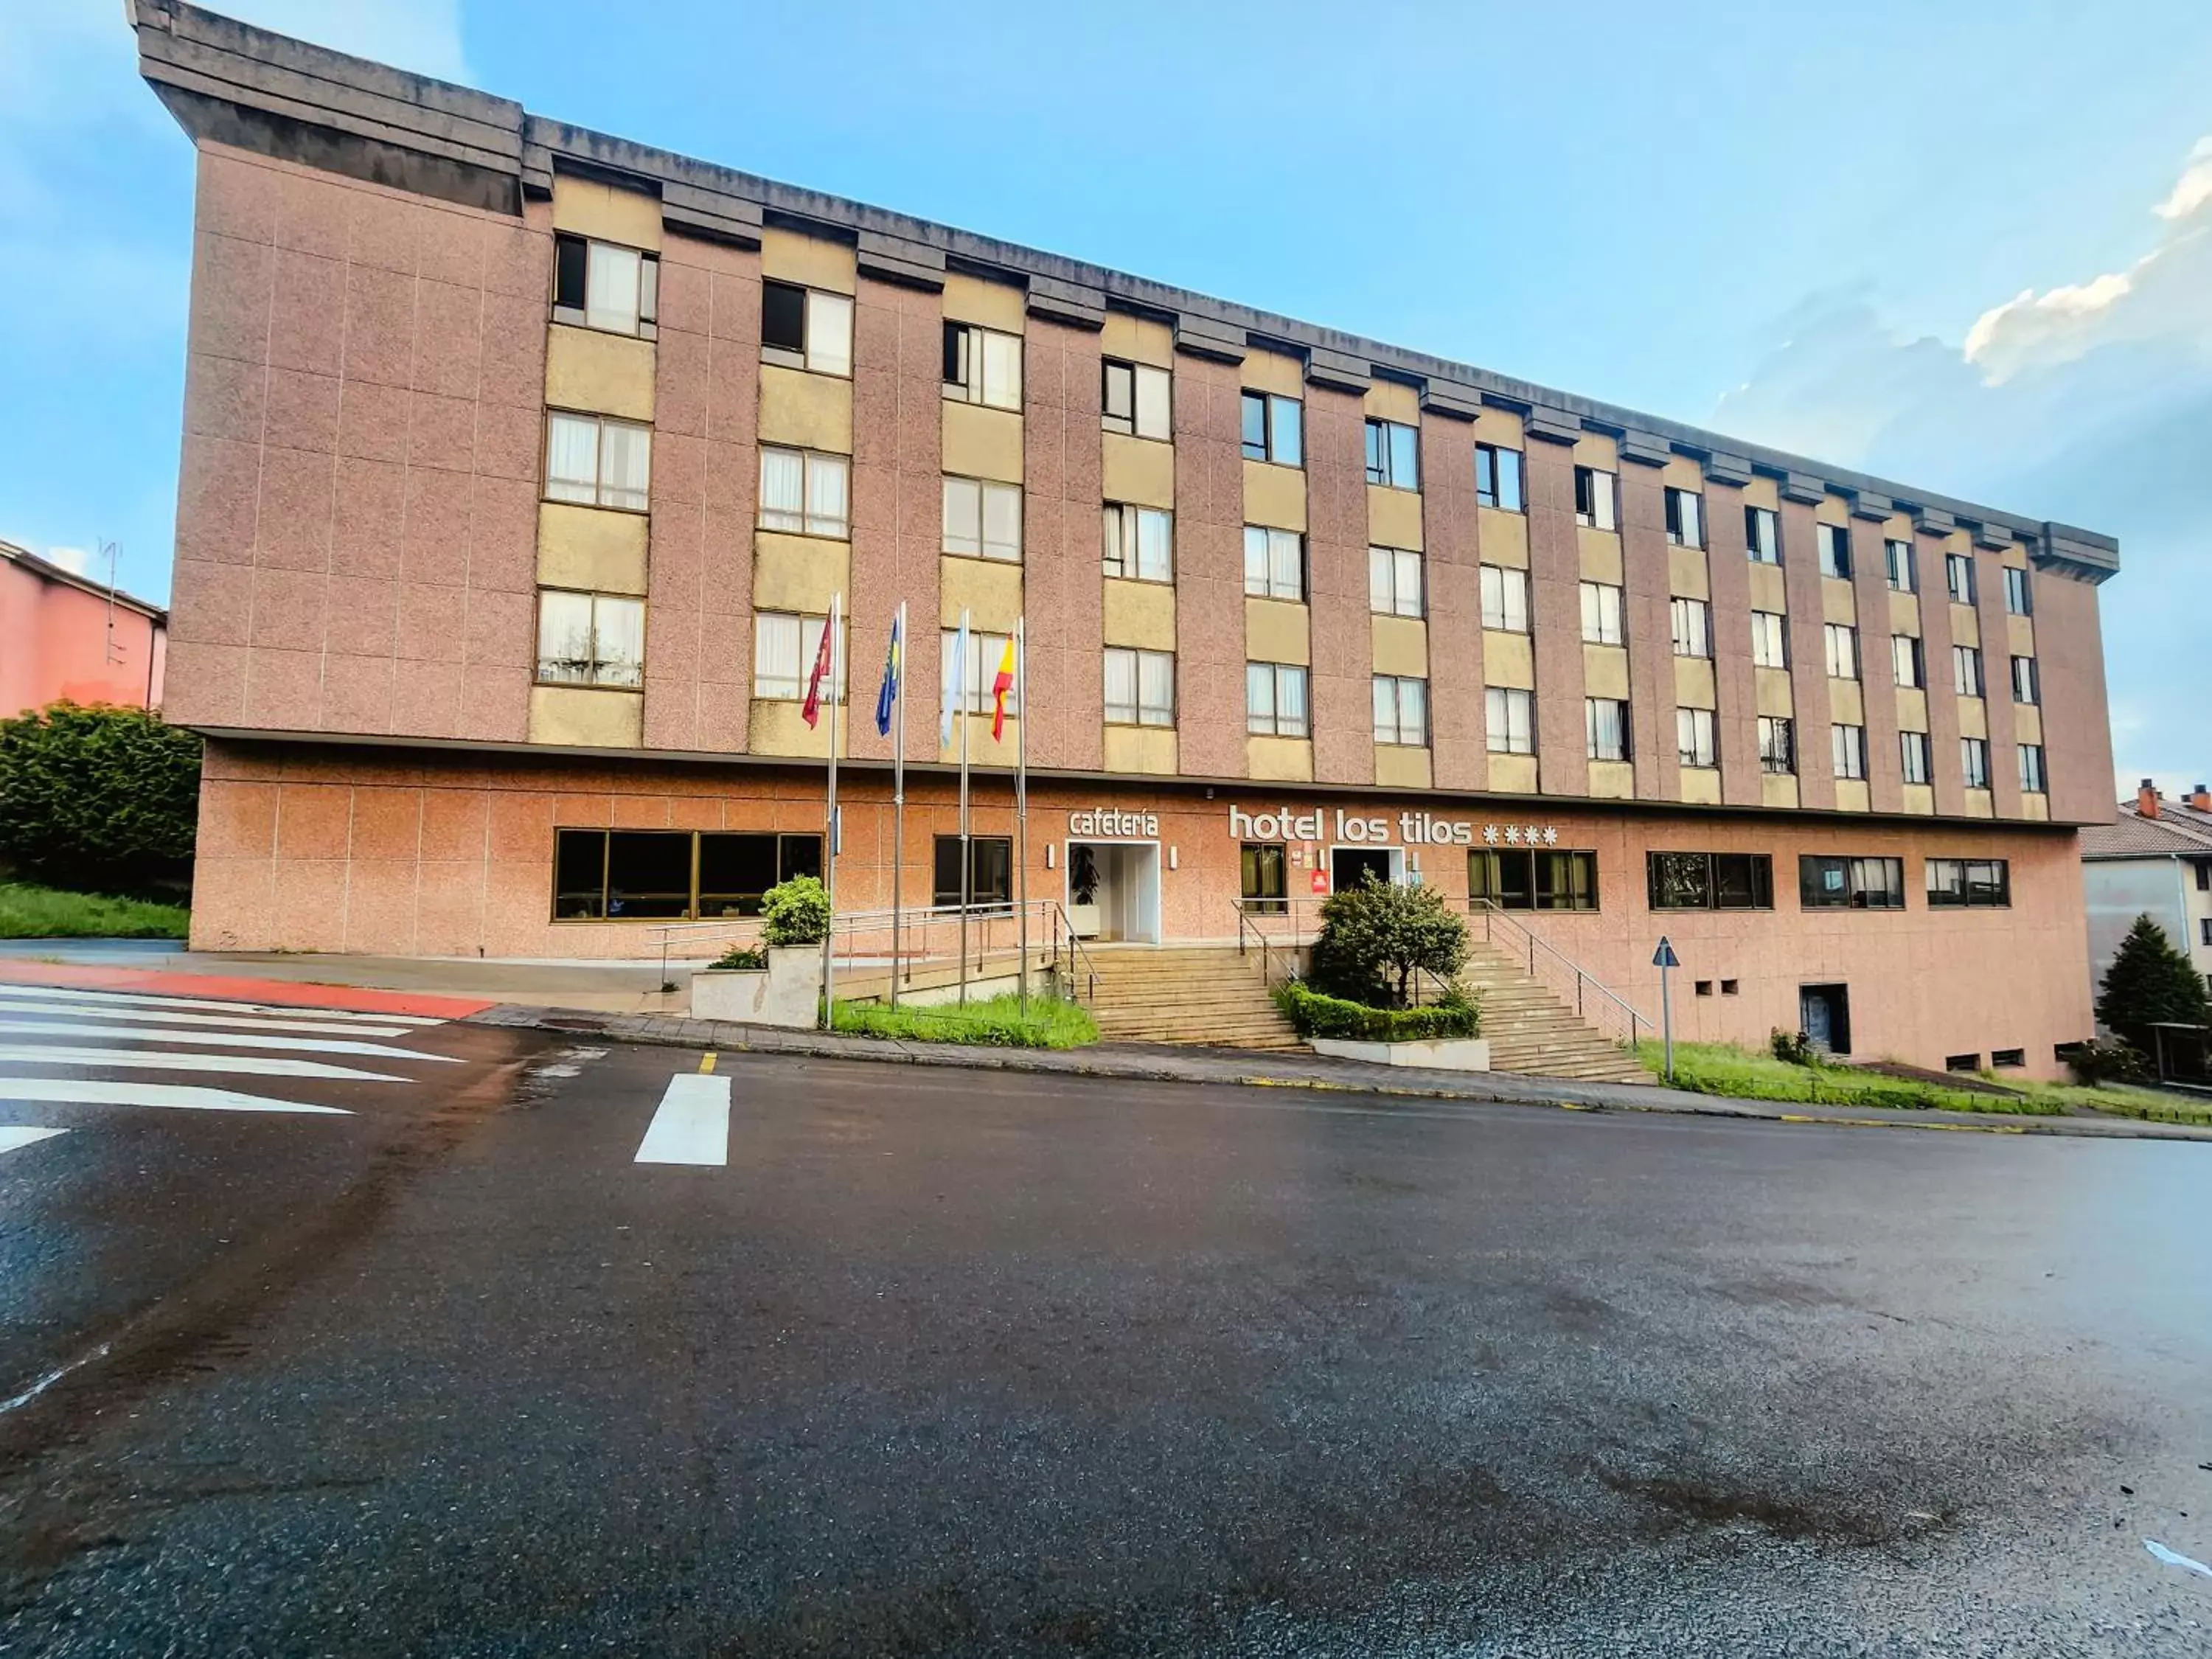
[1652,936,1680,969]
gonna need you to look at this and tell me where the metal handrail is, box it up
[1467,898,1649,1046]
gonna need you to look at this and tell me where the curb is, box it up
[476,1005,2212,1144]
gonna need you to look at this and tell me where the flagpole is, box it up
[1015,614,1029,1020]
[890,599,906,1012]
[958,606,971,1007]
[820,592,841,1030]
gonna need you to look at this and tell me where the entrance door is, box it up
[1065,841,1160,943]
[1330,846,1399,894]
[1800,984,1851,1055]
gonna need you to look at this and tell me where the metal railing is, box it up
[1467,899,1649,1047]
[1234,899,1312,993]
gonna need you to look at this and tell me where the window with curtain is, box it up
[1961,737,1991,790]
[1885,538,1916,591]
[2003,566,2032,616]
[544,412,651,511]
[943,476,1023,561]
[1670,597,1710,658]
[1946,552,1976,604]
[535,590,644,687]
[1893,633,1924,688]
[1476,443,1524,511]
[1824,623,1859,681]
[751,612,844,702]
[942,322,1022,409]
[1241,392,1303,465]
[1240,843,1288,914]
[762,280,852,376]
[1750,610,1788,668]
[2018,743,2047,793]
[1900,730,1932,785]
[1486,686,1534,754]
[1579,581,1624,646]
[552,234,659,338]
[1816,523,1853,579]
[758,447,849,538]
[1472,847,1599,911]
[1104,647,1175,726]
[1102,504,1173,582]
[1102,358,1172,439]
[1952,644,1983,698]
[1677,706,1717,768]
[1368,546,1424,617]
[938,630,1015,716]
[1832,723,1867,780]
[1242,526,1304,601]
[2011,655,2039,704]
[1799,855,1904,910]
[1373,675,1427,746]
[1246,662,1309,737]
[1585,697,1630,762]
[1363,419,1419,488]
[1745,505,1781,564]
[1573,466,1617,530]
[1480,564,1528,633]
[1664,486,1703,547]
[1758,715,1795,774]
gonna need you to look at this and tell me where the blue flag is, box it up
[874,609,902,737]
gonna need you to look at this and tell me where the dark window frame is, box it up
[1240,390,1304,466]
[1815,523,1853,580]
[1647,851,1775,912]
[1663,485,1704,548]
[1475,442,1525,511]
[1363,417,1419,490]
[1798,855,1906,911]
[1925,857,2011,909]
[933,834,1014,910]
[1471,847,1600,912]
[552,231,660,339]
[1102,356,1173,440]
[552,828,821,922]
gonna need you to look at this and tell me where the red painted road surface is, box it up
[0,959,493,1020]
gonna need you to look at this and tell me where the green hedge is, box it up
[1273,979,1480,1043]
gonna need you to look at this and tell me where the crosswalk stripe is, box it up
[0,1020,456,1062]
[0,999,414,1038]
[0,1080,349,1116]
[634,1073,731,1166]
[0,1126,69,1158]
[0,1046,406,1083]
[0,984,445,1026]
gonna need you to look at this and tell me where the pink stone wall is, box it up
[1419,412,1486,792]
[1304,386,1371,786]
[1914,532,1966,818]
[1618,465,1677,803]
[1021,316,1105,771]
[1703,482,1763,807]
[2031,567,2114,824]
[1848,518,1905,811]
[1523,440,1587,798]
[1169,352,1245,779]
[1778,499,1835,809]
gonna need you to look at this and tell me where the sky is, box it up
[2,0,2208,796]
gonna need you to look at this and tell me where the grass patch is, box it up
[0,881,189,940]
[2027,1082,2212,1127]
[1636,1040,2064,1116]
[830,992,1099,1049]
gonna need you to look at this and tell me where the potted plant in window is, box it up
[689,875,829,1026]
[1068,845,1102,939]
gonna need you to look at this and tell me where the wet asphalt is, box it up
[2,1036,2210,1656]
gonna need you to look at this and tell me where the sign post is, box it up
[1652,936,1680,1083]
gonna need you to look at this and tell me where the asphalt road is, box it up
[2,1020,2210,1655]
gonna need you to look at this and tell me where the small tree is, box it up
[1307,873,1469,1009]
[758,874,831,947]
[2096,914,2209,1047]
[0,702,201,898]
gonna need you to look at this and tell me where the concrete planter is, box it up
[1310,1036,1491,1071]
[1067,902,1102,939]
[689,947,823,1028]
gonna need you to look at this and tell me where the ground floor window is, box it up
[1648,851,1773,911]
[1240,842,1287,914]
[1798,855,1904,910]
[552,828,822,921]
[1926,857,2009,908]
[933,835,1012,908]
[1470,848,1599,911]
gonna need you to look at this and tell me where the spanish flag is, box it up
[990,633,1018,742]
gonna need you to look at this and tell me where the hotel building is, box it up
[137,1,2118,1074]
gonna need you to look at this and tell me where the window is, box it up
[1241,392,1303,466]
[1471,848,1599,911]
[2018,742,2048,794]
[943,476,1023,561]
[1815,523,1852,579]
[1480,564,1529,633]
[762,280,853,377]
[1831,723,1867,780]
[1823,622,1859,681]
[1927,857,2010,908]
[759,446,849,538]
[1102,504,1172,582]
[1476,443,1525,511]
[553,828,820,922]
[1573,465,1618,530]
[939,628,1015,715]
[1750,610,1788,668]
[1799,855,1905,910]
[1664,487,1703,548]
[934,835,1012,908]
[1102,358,1171,439]
[1952,644,1983,698]
[552,233,658,338]
[1666,597,1711,659]
[1885,538,1916,592]
[751,611,844,701]
[1892,633,1924,689]
[1246,662,1309,737]
[535,590,644,688]
[1369,546,1425,618]
[1486,686,1534,754]
[1585,697,1630,762]
[1104,647,1175,727]
[1900,729,1932,785]
[1364,418,1419,489]
[2011,655,2039,705]
[1945,552,1976,604]
[2199,861,2212,894]
[1579,581,1624,646]
[2201,917,2211,947]
[1677,707,1717,768]
[1240,842,1288,914]
[1373,675,1429,746]
[2003,566,2031,616]
[941,320,1020,408]
[1960,737,1991,790]
[1992,1048,2025,1070]
[1243,526,1306,601]
[1648,851,1775,911]
[1758,715,1795,774]
[1945,1054,1980,1073]
[545,411,651,511]
[1745,505,1780,565]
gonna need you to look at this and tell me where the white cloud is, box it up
[2152,136,2212,222]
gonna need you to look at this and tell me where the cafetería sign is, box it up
[1068,807,1158,838]
[1228,804,1558,847]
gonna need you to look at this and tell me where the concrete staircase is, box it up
[1458,939,1653,1083]
[1081,946,1303,1051]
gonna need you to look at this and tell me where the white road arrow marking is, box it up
[0,1125,69,1158]
[0,984,445,1026]
[635,1073,731,1166]
[0,999,414,1037]
[0,1080,349,1116]
[0,1020,455,1062]
[0,1046,406,1082]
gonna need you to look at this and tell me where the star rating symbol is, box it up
[1482,824,1499,845]
[1524,824,1543,845]
[1504,825,1522,845]
[1542,826,1559,845]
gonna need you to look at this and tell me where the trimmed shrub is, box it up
[759,874,831,947]
[708,945,768,970]
[1275,980,1481,1043]
[0,702,201,898]
[1306,874,1470,1008]
[2065,1037,2152,1087]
